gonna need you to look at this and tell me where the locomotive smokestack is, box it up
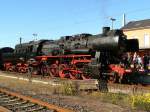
[102,27,110,36]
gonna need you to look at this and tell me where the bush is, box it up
[60,82,79,96]
[130,93,150,111]
[88,92,150,111]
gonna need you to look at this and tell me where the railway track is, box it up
[0,88,73,112]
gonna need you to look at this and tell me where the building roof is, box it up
[122,19,150,30]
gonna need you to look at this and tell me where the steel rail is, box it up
[0,88,74,112]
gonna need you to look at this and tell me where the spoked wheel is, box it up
[59,64,69,78]
[69,70,82,80]
[49,64,59,77]
[7,66,14,72]
[59,70,71,78]
[59,64,67,70]
[75,73,82,79]
[4,63,14,72]
[27,66,39,77]
[69,72,77,80]
[18,67,27,73]
[40,65,50,77]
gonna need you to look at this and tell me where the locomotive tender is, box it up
[0,27,141,83]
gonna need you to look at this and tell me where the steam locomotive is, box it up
[1,27,149,84]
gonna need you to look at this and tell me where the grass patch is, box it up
[58,81,79,96]
[89,92,129,106]
[87,92,150,111]
[130,93,150,111]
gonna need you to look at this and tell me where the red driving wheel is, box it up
[59,64,69,78]
[69,70,81,80]
[19,67,27,73]
[49,64,59,77]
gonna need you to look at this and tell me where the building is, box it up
[122,19,150,49]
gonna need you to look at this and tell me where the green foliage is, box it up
[130,93,150,111]
[60,82,79,96]
[90,92,128,105]
[89,92,150,111]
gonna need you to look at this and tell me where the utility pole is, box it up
[33,33,38,41]
[122,13,126,27]
[110,18,116,30]
[19,37,22,45]
[17,32,22,46]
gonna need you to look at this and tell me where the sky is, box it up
[0,0,150,48]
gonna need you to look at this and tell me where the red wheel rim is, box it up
[50,64,59,77]
[59,64,68,78]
